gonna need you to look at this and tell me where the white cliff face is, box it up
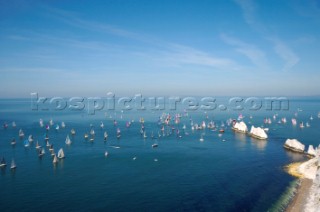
[298,158,318,180]
[284,139,305,152]
[302,157,320,212]
[250,126,268,139]
[233,121,248,133]
[307,145,317,157]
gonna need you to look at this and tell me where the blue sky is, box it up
[0,0,320,97]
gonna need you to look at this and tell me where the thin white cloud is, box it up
[6,7,244,73]
[292,0,320,21]
[270,38,300,72]
[233,0,266,33]
[6,35,29,41]
[43,6,159,44]
[220,33,269,70]
[160,44,239,70]
[1,67,68,74]
[234,0,300,71]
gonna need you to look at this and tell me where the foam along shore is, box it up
[285,153,320,211]
[248,125,268,140]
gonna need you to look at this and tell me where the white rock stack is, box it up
[249,126,268,140]
[283,139,305,153]
[232,121,248,133]
[307,145,317,157]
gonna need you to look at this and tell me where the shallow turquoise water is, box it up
[0,97,319,211]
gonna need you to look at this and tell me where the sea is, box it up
[0,97,319,211]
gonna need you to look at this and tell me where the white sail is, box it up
[19,129,24,137]
[202,121,206,129]
[61,122,66,128]
[24,139,30,147]
[58,148,65,158]
[11,159,16,169]
[53,154,58,164]
[90,129,95,135]
[28,135,33,142]
[71,129,76,135]
[0,157,6,167]
[39,119,44,127]
[35,141,41,149]
[65,135,72,145]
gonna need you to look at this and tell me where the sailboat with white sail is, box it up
[28,135,34,143]
[117,128,121,139]
[49,144,54,152]
[35,141,41,149]
[90,129,95,136]
[57,148,65,159]
[65,135,72,145]
[104,131,108,140]
[10,159,17,169]
[11,138,16,146]
[84,133,89,139]
[39,119,44,127]
[53,154,58,164]
[0,157,6,167]
[38,148,45,157]
[71,129,76,135]
[19,129,24,138]
[44,134,49,141]
[24,139,30,147]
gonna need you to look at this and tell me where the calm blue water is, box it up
[0,97,319,211]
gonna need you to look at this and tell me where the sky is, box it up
[0,0,320,98]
